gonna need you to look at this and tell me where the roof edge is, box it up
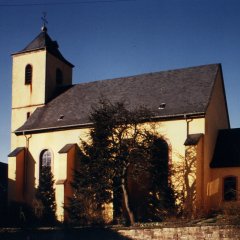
[204,63,230,128]
[218,64,231,128]
[15,112,205,135]
[12,47,74,68]
[12,47,46,56]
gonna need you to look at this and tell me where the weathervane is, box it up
[41,12,48,32]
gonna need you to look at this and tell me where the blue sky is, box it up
[0,0,240,163]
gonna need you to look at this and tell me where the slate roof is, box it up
[184,134,203,146]
[210,129,240,168]
[58,144,77,153]
[15,63,224,134]
[12,29,74,67]
[8,147,25,157]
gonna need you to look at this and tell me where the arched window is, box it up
[25,64,32,85]
[151,138,169,186]
[40,149,52,172]
[56,68,63,85]
[123,137,171,222]
[223,176,237,201]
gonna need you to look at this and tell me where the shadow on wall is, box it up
[25,151,36,204]
[4,150,36,227]
[0,227,131,240]
[8,149,36,205]
[174,145,197,218]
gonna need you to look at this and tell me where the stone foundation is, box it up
[116,225,240,240]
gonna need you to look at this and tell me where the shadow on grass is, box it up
[0,227,131,240]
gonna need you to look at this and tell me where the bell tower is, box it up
[8,25,74,203]
[11,26,74,132]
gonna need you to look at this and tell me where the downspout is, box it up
[23,131,32,200]
[185,114,193,137]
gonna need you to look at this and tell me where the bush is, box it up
[221,202,240,225]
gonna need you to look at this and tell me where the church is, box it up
[8,25,240,222]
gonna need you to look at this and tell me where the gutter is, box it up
[14,112,205,136]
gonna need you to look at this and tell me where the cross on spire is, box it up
[41,12,48,32]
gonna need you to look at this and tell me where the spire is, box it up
[41,12,48,32]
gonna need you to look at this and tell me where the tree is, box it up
[68,100,176,225]
[173,146,197,218]
[35,166,56,225]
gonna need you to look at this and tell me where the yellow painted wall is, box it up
[8,150,25,202]
[209,168,240,209]
[11,106,44,133]
[56,184,65,221]
[9,128,89,207]
[9,47,73,209]
[158,117,204,161]
[11,51,47,132]
[204,70,230,210]
[55,145,77,221]
[9,117,205,220]
[10,49,46,203]
[12,51,47,108]
[196,137,204,211]
[11,49,72,134]
[57,152,67,181]
[8,156,17,201]
[45,52,72,102]
[65,146,76,212]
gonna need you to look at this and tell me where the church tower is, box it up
[11,25,74,132]
[9,25,74,203]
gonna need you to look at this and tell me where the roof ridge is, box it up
[74,63,220,87]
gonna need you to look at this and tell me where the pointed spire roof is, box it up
[13,27,74,67]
